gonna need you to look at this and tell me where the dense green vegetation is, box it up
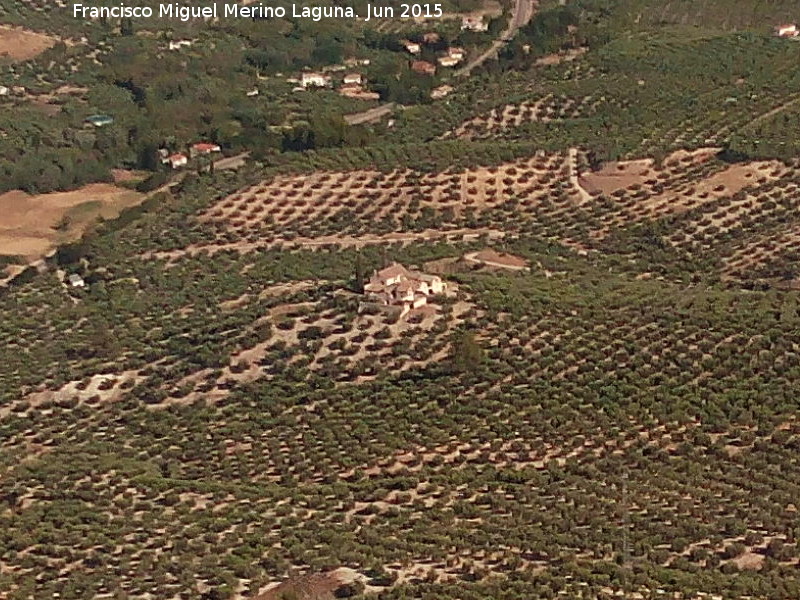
[0,0,499,193]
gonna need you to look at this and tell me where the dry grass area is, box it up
[111,169,148,184]
[0,25,58,62]
[0,183,144,261]
[534,47,588,66]
[2,371,142,419]
[579,158,656,196]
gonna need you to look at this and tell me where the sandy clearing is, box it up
[0,26,58,63]
[0,183,144,260]
[0,235,53,256]
[1,370,141,419]
[733,552,764,571]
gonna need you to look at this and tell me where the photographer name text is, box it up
[73,3,444,22]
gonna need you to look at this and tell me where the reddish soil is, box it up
[471,248,528,268]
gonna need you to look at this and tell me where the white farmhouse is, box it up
[363,263,446,316]
[301,72,332,88]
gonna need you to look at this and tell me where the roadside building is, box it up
[339,84,380,100]
[431,84,454,99]
[190,142,221,156]
[163,153,188,169]
[67,274,85,288]
[447,47,465,60]
[401,40,421,54]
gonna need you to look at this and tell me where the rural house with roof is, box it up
[363,262,446,316]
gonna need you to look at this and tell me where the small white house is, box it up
[0,86,8,96]
[438,56,460,67]
[775,24,799,37]
[301,72,332,88]
[401,40,421,55]
[447,47,465,60]
[343,73,363,85]
[246,88,259,97]
[68,274,85,288]
[163,153,188,169]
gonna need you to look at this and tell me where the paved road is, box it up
[454,0,536,77]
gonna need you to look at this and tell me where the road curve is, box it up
[454,0,536,77]
[343,0,536,125]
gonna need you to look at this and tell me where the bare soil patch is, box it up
[0,183,144,261]
[469,248,529,269]
[251,570,350,600]
[579,158,655,196]
[0,26,58,63]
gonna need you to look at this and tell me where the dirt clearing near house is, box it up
[0,26,58,63]
[0,184,144,261]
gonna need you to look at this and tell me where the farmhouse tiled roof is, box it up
[376,263,411,281]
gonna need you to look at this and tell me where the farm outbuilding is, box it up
[67,273,85,288]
